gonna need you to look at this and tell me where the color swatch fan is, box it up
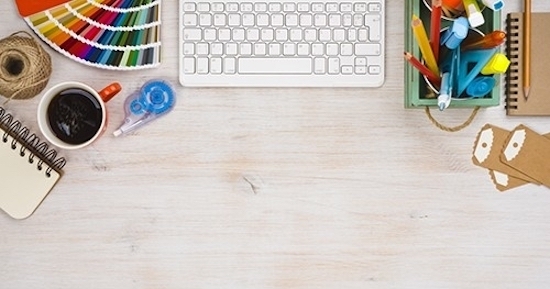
[16,0,161,70]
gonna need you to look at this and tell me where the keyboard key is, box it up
[348,29,357,41]
[297,43,310,55]
[286,14,299,26]
[328,58,340,74]
[241,43,252,55]
[290,29,302,41]
[183,57,195,74]
[224,58,236,74]
[369,65,381,75]
[358,29,368,41]
[197,57,209,74]
[340,3,353,12]
[197,2,209,12]
[326,43,338,56]
[261,29,274,41]
[199,14,212,26]
[257,14,269,26]
[368,3,382,12]
[353,14,363,26]
[304,29,317,41]
[312,43,324,55]
[241,3,253,12]
[211,58,222,74]
[228,14,240,26]
[333,29,345,41]
[342,65,353,74]
[343,14,352,26]
[239,58,312,74]
[247,29,260,41]
[272,14,284,26]
[314,14,327,26]
[314,57,325,74]
[283,43,296,55]
[226,2,239,12]
[365,15,382,41]
[311,3,324,12]
[297,3,309,12]
[183,43,195,55]
[275,29,288,41]
[354,3,367,12]
[212,2,224,12]
[355,58,367,66]
[341,43,353,56]
[183,13,198,26]
[219,29,231,41]
[183,29,202,41]
[268,43,281,55]
[213,14,226,26]
[269,3,282,12]
[355,43,381,56]
[254,3,267,12]
[283,3,296,12]
[183,3,196,12]
[211,43,223,55]
[326,3,338,12]
[329,14,341,26]
[226,43,238,55]
[243,13,255,26]
[233,29,245,41]
[197,43,209,55]
[319,28,331,41]
[254,43,266,55]
[204,29,216,41]
[300,14,313,26]
[355,66,367,74]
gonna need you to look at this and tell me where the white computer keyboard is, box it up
[179,1,385,87]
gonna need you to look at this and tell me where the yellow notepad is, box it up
[506,13,550,116]
[0,107,65,219]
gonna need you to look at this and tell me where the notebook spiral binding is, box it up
[0,106,66,177]
[505,14,520,111]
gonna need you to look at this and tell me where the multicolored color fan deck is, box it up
[21,0,161,70]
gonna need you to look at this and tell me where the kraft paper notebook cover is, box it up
[506,13,550,116]
[0,107,66,219]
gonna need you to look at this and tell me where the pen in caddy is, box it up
[114,79,175,137]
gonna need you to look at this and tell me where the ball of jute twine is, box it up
[0,31,52,104]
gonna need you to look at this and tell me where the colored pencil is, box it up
[404,52,441,87]
[411,14,440,76]
[523,0,531,99]
[430,0,442,62]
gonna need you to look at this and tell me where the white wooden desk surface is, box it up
[2,1,550,288]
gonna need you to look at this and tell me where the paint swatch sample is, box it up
[21,0,161,70]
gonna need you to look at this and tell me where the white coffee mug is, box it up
[37,81,121,150]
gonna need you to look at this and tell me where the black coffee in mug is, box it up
[47,88,103,145]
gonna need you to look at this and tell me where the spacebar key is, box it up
[239,58,312,74]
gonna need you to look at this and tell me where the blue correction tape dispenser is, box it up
[113,79,176,137]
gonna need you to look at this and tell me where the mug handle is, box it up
[98,82,122,103]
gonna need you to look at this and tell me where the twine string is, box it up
[0,31,52,104]
[424,106,480,132]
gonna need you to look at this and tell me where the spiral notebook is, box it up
[0,107,66,219]
[505,13,550,116]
